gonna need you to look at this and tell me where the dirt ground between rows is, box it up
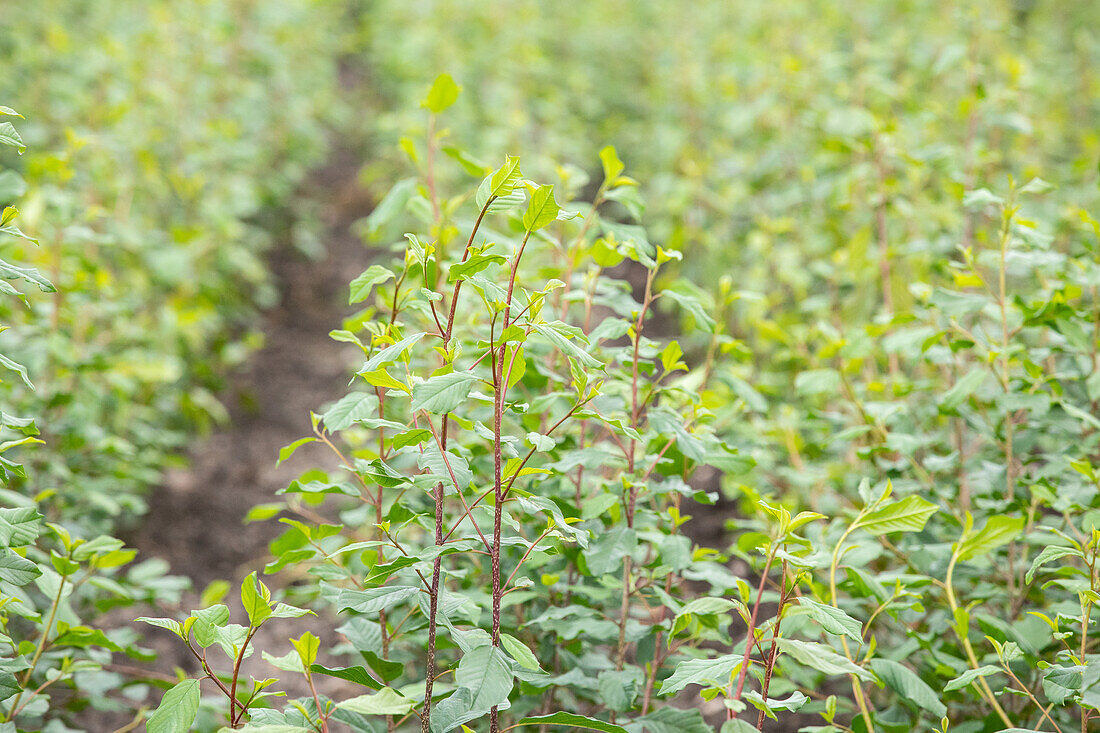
[136,155,369,590]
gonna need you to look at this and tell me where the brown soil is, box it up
[135,153,372,588]
[104,151,381,725]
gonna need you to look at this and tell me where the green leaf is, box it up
[53,625,122,651]
[476,156,522,209]
[0,671,19,700]
[943,665,1002,692]
[192,605,230,647]
[582,526,636,576]
[0,123,25,154]
[418,443,472,490]
[939,369,986,412]
[597,668,641,712]
[797,598,864,643]
[515,712,628,733]
[1025,545,1082,583]
[671,597,740,636]
[137,617,186,639]
[241,572,272,626]
[276,437,316,466]
[1042,665,1083,705]
[0,260,52,291]
[500,633,540,671]
[455,644,513,714]
[0,353,33,390]
[292,632,320,668]
[310,664,382,691]
[530,321,600,368]
[447,253,506,283]
[599,146,625,183]
[360,368,410,393]
[349,265,396,304]
[660,654,743,695]
[421,73,460,114]
[868,658,946,718]
[775,638,873,680]
[854,495,939,535]
[660,287,716,332]
[522,185,559,232]
[411,372,481,414]
[147,679,201,733]
[365,556,418,584]
[956,515,1024,563]
[338,585,421,615]
[392,428,431,450]
[632,706,712,733]
[322,391,377,432]
[0,548,40,585]
[430,688,475,733]
[262,649,304,673]
[0,507,43,546]
[71,534,125,562]
[359,178,417,239]
[442,145,490,176]
[430,645,516,733]
[362,650,405,682]
[339,687,416,715]
[361,333,426,372]
[742,690,808,717]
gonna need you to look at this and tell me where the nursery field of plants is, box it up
[1,1,1099,732]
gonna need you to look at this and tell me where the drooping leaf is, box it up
[660,654,743,695]
[515,712,627,733]
[796,598,864,643]
[411,372,481,414]
[147,679,201,733]
[310,664,382,691]
[339,585,421,615]
[1025,545,1083,583]
[955,515,1024,563]
[868,658,947,718]
[775,638,873,680]
[500,633,541,672]
[455,645,514,714]
[1041,665,1083,705]
[0,548,40,585]
[322,391,378,432]
[943,665,1002,692]
[276,438,316,466]
[447,253,507,283]
[349,265,396,305]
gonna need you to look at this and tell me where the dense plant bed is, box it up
[141,84,1100,732]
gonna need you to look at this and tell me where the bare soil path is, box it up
[135,153,371,588]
